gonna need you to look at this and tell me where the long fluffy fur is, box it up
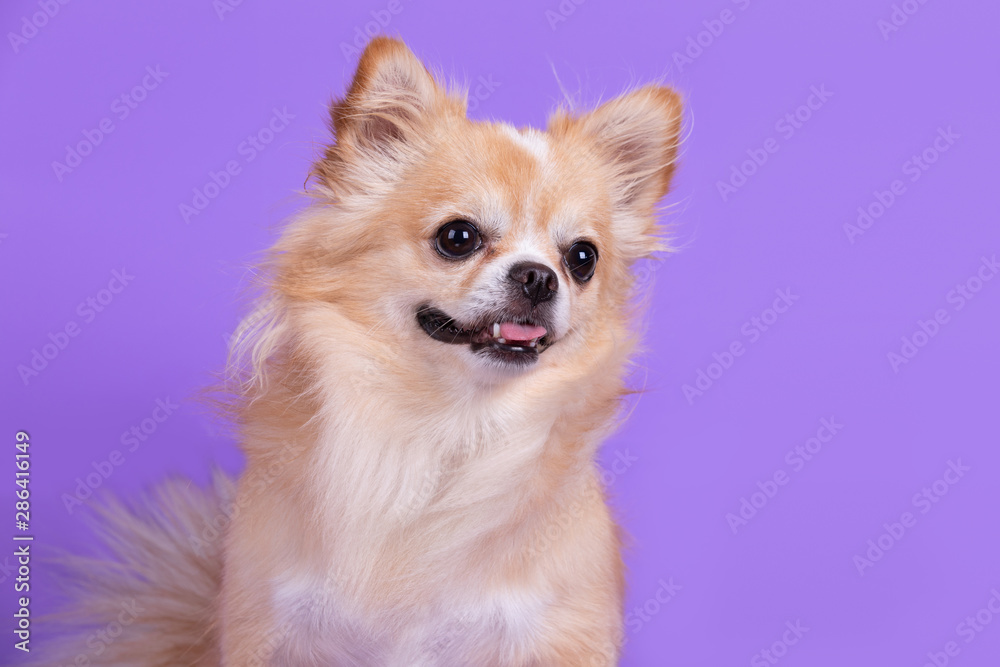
[45,37,683,666]
[38,475,233,666]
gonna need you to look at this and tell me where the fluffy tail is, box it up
[39,474,234,666]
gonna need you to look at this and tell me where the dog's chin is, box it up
[416,306,555,372]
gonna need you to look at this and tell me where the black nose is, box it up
[508,261,558,307]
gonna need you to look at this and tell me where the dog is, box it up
[46,37,683,666]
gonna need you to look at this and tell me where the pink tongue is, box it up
[500,322,546,341]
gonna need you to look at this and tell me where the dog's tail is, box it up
[39,473,234,666]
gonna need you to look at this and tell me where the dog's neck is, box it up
[233,300,630,618]
[237,300,625,551]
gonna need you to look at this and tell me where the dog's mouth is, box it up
[417,306,554,366]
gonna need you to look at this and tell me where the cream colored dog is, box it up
[48,37,683,667]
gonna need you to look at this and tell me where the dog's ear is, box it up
[316,37,456,192]
[551,86,683,257]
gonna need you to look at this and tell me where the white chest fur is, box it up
[269,572,552,666]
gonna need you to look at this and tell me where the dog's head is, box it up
[271,38,682,386]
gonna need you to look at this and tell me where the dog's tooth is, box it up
[529,338,539,347]
[497,337,507,344]
[492,323,501,338]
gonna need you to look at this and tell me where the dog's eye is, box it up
[435,220,482,259]
[564,241,598,283]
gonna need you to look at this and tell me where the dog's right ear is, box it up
[315,37,455,193]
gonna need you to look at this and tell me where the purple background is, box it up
[2,0,999,664]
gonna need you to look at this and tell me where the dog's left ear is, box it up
[552,86,683,257]
[316,37,457,192]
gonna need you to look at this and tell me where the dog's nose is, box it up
[508,261,558,307]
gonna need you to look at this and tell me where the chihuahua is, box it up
[49,37,682,667]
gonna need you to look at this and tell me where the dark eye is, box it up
[435,220,481,259]
[564,241,598,282]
